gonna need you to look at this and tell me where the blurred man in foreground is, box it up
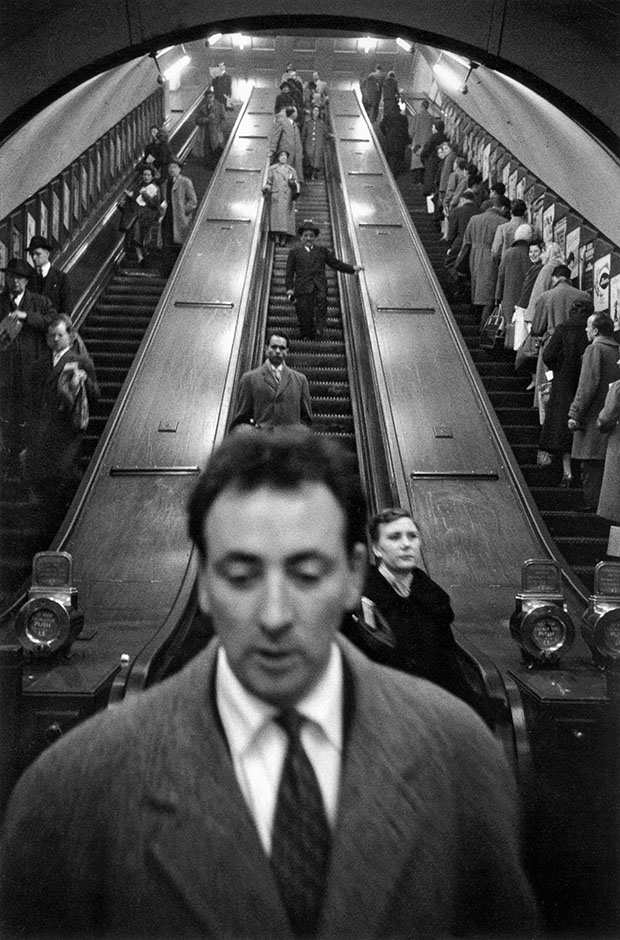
[0,429,538,939]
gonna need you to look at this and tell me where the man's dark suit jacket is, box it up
[0,637,539,938]
[32,265,72,314]
[0,289,55,400]
[229,360,312,431]
[285,243,355,295]
[25,346,99,483]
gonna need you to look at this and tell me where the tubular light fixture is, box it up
[396,37,412,52]
[207,33,222,45]
[163,54,191,82]
[432,61,465,93]
[443,50,470,68]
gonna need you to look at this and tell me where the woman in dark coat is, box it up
[120,167,161,266]
[420,121,448,196]
[539,297,593,484]
[341,507,473,704]
[597,378,620,525]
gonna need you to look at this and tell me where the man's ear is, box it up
[344,542,367,611]
[196,563,211,615]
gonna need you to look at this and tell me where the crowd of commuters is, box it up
[0,250,98,530]
[3,60,620,940]
[403,101,620,548]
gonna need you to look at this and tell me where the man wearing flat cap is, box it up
[0,259,55,477]
[285,222,363,339]
[27,235,72,315]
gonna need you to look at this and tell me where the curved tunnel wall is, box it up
[1,1,619,152]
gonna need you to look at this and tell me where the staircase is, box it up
[265,179,358,460]
[395,172,608,593]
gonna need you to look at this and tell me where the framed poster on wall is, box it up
[11,214,22,259]
[610,273,620,331]
[52,187,61,244]
[26,207,37,248]
[566,227,580,280]
[80,159,88,212]
[580,240,595,293]
[72,165,80,222]
[554,216,567,258]
[593,254,611,312]
[39,197,49,239]
[0,236,7,287]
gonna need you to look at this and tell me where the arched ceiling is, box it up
[2,0,619,153]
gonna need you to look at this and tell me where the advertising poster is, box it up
[80,164,88,210]
[593,254,611,312]
[502,162,511,187]
[609,273,620,332]
[554,217,567,258]
[516,177,526,201]
[73,173,80,220]
[12,225,22,259]
[482,142,491,181]
[52,191,60,242]
[0,240,7,287]
[566,227,580,279]
[96,151,102,193]
[40,200,48,239]
[26,212,36,247]
[508,168,518,200]
[543,206,555,246]
[63,181,71,230]
[580,241,595,293]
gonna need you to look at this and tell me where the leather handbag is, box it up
[515,330,542,374]
[344,596,397,655]
[479,304,505,351]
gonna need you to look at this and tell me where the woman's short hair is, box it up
[368,507,418,544]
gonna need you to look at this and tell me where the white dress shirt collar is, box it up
[215,642,344,852]
[38,262,51,278]
[216,641,343,757]
[378,560,412,598]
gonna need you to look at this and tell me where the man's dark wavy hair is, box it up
[187,428,367,559]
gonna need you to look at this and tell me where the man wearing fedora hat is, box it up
[0,258,55,478]
[285,222,363,339]
[27,235,72,315]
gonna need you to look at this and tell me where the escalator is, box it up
[265,180,357,456]
[395,174,609,594]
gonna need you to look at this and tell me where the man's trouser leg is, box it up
[314,287,327,336]
[580,459,605,510]
[295,294,316,339]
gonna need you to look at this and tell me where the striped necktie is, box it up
[270,709,331,935]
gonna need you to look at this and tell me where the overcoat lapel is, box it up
[142,649,292,936]
[321,646,435,937]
